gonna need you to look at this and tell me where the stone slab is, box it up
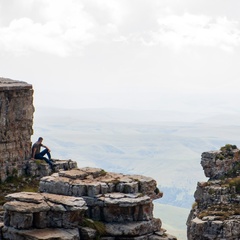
[2,227,80,240]
[104,218,161,236]
[0,78,32,90]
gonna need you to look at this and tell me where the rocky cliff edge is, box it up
[187,144,240,240]
[0,159,177,240]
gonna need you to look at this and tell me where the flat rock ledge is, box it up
[24,159,78,178]
[0,78,32,90]
[2,227,80,240]
[3,192,87,229]
[2,191,87,240]
[39,167,162,200]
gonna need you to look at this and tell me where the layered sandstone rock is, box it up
[25,159,78,178]
[39,167,171,239]
[0,78,34,181]
[2,192,87,240]
[3,192,87,228]
[0,167,177,240]
[201,144,240,180]
[187,144,240,240]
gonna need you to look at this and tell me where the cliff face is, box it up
[0,78,34,181]
[187,144,240,240]
[1,167,177,240]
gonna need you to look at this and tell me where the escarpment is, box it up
[0,78,177,240]
[187,144,240,240]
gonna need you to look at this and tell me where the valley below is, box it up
[32,107,240,239]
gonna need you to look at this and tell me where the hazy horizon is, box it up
[31,106,240,240]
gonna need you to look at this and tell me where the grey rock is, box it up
[0,78,34,182]
[104,218,161,236]
[2,227,80,240]
[187,145,240,240]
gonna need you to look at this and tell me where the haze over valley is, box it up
[32,107,240,240]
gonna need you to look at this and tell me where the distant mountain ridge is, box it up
[32,107,240,201]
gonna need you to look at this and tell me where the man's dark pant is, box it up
[35,149,53,168]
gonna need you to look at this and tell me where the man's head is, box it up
[38,137,43,143]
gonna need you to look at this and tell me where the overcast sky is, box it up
[1,0,240,114]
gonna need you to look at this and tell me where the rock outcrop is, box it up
[25,159,78,178]
[3,191,87,239]
[0,78,34,181]
[0,166,177,240]
[187,144,240,240]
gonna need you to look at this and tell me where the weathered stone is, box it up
[42,193,87,210]
[149,233,177,240]
[39,168,162,200]
[59,168,89,179]
[118,235,150,240]
[2,227,80,240]
[79,227,97,240]
[104,218,161,236]
[103,193,151,206]
[5,192,44,203]
[86,182,101,197]
[33,211,48,228]
[53,159,78,172]
[201,146,240,180]
[81,167,106,178]
[187,217,240,240]
[129,174,162,199]
[72,180,87,196]
[25,159,78,178]
[3,201,49,213]
[1,166,177,239]
[0,78,34,182]
[100,237,115,240]
[187,145,240,240]
[3,192,87,230]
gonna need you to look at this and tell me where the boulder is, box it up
[2,227,80,240]
[39,168,162,199]
[3,192,87,230]
[24,159,78,178]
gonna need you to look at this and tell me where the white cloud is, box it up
[0,18,73,56]
[1,1,240,56]
[0,0,127,56]
[83,0,126,25]
[0,1,97,56]
[146,13,240,51]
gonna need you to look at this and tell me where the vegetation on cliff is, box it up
[0,176,39,205]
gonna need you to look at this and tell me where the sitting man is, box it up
[31,137,54,169]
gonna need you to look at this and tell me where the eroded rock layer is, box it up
[1,167,177,240]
